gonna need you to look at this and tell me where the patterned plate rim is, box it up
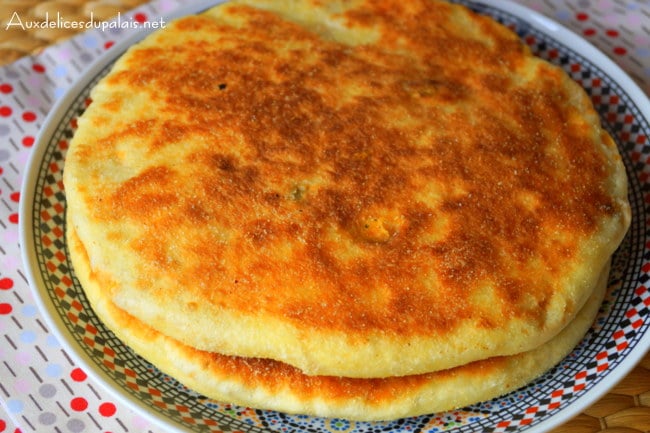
[19,1,650,433]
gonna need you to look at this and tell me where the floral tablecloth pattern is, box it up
[1,1,648,432]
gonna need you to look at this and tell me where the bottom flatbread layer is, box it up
[68,227,608,421]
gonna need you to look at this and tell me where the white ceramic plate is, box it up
[20,1,650,432]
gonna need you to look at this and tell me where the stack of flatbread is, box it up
[63,0,631,421]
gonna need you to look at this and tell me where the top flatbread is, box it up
[63,0,631,378]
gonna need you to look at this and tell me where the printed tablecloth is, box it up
[1,1,649,432]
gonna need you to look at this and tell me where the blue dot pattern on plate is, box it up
[6,399,23,414]
[54,88,68,100]
[54,65,68,78]
[637,47,650,58]
[554,9,572,21]
[46,335,61,348]
[21,305,37,317]
[45,364,63,378]
[19,331,36,344]
[82,36,98,49]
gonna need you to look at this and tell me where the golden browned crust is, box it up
[64,0,630,377]
[68,225,609,420]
